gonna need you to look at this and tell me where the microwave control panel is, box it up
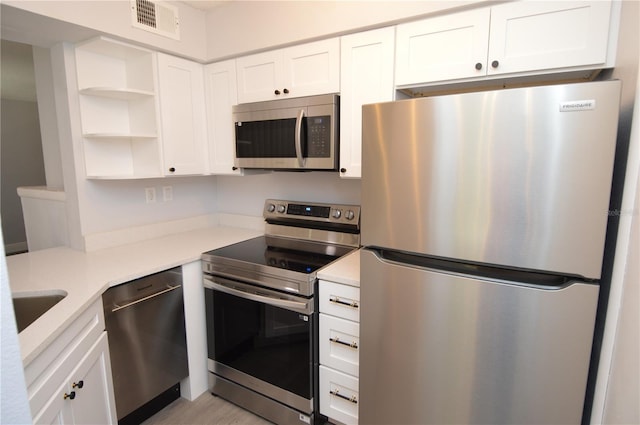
[307,116,331,158]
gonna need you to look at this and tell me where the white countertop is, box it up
[7,225,262,365]
[318,248,360,287]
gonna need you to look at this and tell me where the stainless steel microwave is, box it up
[232,94,339,170]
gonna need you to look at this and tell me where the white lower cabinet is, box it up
[25,299,117,425]
[33,333,115,424]
[319,366,359,425]
[319,280,360,424]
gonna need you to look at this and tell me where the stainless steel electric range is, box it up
[202,199,360,425]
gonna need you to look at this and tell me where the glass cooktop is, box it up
[204,236,345,274]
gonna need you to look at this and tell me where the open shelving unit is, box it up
[75,36,163,179]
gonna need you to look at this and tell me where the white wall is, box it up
[204,0,484,60]
[216,172,361,216]
[2,0,207,60]
[0,99,46,253]
[0,225,32,424]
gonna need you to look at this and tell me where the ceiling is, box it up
[181,0,230,10]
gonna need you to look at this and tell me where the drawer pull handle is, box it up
[72,380,84,389]
[329,337,358,349]
[329,297,359,309]
[63,391,76,400]
[330,389,358,404]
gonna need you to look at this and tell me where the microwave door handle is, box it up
[295,108,306,167]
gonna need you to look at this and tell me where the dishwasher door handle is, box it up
[111,284,182,312]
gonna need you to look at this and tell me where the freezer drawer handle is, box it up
[111,284,181,312]
[330,389,358,404]
[329,337,358,349]
[329,296,359,309]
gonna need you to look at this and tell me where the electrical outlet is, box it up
[162,186,173,202]
[145,187,156,203]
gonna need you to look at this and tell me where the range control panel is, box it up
[264,199,360,226]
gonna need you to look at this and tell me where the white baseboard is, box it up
[5,241,28,255]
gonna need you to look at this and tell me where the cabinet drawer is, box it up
[320,314,359,377]
[320,365,359,425]
[319,281,360,322]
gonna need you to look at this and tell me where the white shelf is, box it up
[82,133,158,139]
[79,87,155,100]
[75,37,161,179]
[86,173,163,180]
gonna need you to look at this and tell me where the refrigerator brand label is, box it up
[559,100,596,112]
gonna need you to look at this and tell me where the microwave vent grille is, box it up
[130,0,180,40]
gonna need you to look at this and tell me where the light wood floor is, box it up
[142,392,273,425]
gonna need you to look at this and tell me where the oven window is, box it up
[209,288,312,399]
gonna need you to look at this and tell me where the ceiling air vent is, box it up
[130,0,180,40]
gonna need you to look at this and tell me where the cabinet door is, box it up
[32,333,116,425]
[236,50,283,103]
[205,60,242,175]
[282,38,340,98]
[487,1,613,75]
[157,53,208,175]
[32,383,72,425]
[69,333,117,424]
[395,8,490,86]
[340,28,395,178]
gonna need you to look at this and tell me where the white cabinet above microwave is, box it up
[236,38,340,104]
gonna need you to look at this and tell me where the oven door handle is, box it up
[204,278,311,314]
[295,108,306,168]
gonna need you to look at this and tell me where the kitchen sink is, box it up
[12,291,67,333]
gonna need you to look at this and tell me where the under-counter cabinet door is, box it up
[157,53,208,176]
[282,38,340,99]
[204,60,242,175]
[487,1,613,76]
[32,333,116,425]
[395,8,490,86]
[236,50,284,103]
[340,28,395,179]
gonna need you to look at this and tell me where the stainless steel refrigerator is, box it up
[360,80,621,424]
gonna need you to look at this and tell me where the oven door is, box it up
[204,275,315,414]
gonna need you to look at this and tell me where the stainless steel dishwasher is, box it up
[103,267,189,424]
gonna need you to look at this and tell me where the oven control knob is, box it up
[345,210,355,220]
[332,209,342,219]
[267,203,276,213]
[277,204,286,213]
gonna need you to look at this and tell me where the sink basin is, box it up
[12,291,67,333]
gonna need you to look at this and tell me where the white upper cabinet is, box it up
[395,8,490,85]
[75,37,163,179]
[487,1,613,75]
[396,1,616,87]
[339,27,395,179]
[204,59,242,175]
[157,53,208,176]
[236,38,340,103]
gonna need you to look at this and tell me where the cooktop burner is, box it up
[204,235,342,274]
[202,199,361,297]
